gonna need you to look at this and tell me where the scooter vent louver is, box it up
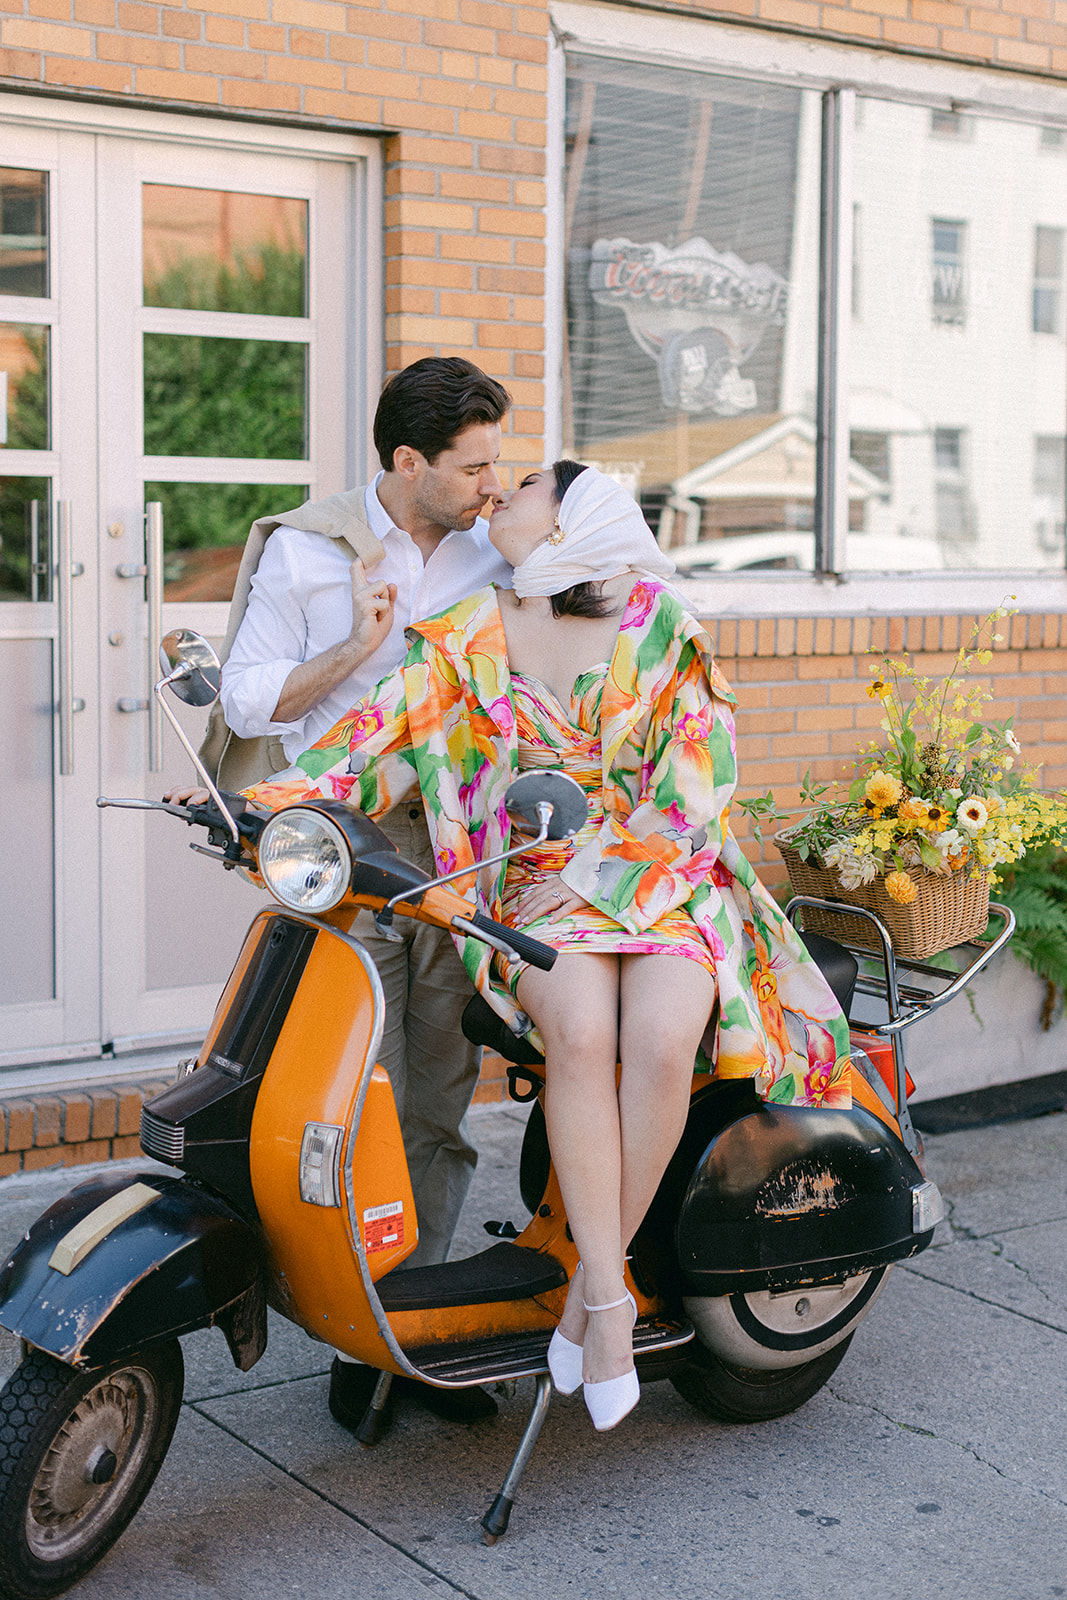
[140,1106,185,1164]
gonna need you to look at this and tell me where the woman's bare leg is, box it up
[515,953,633,1382]
[616,954,717,1247]
[574,955,715,1385]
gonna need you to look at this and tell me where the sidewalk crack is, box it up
[186,1401,485,1598]
[825,1386,1067,1510]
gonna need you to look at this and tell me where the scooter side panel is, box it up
[248,931,416,1366]
[676,1098,929,1294]
[0,1170,262,1368]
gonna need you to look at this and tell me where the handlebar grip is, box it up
[469,911,557,971]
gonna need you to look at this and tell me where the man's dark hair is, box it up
[374,357,511,470]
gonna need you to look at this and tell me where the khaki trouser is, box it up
[353,802,481,1268]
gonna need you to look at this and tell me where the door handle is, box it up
[55,501,85,777]
[145,502,164,773]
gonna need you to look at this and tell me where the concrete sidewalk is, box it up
[0,1100,1064,1599]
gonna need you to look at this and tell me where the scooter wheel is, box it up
[670,1335,854,1425]
[0,1342,184,1600]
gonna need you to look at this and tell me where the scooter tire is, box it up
[0,1342,184,1600]
[670,1333,853,1424]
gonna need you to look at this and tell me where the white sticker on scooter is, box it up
[363,1200,404,1254]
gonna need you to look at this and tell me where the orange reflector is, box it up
[850,1030,915,1100]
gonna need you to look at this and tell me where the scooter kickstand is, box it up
[356,1370,395,1447]
[480,1372,552,1545]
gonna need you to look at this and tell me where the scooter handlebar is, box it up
[465,911,558,972]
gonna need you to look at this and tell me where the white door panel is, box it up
[0,115,369,1062]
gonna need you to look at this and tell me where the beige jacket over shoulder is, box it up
[198,486,384,790]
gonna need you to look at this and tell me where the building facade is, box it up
[2,0,1067,1090]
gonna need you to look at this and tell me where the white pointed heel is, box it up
[547,1328,583,1395]
[581,1290,640,1431]
[547,1260,586,1395]
[583,1366,640,1431]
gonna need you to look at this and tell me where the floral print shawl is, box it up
[243,582,851,1110]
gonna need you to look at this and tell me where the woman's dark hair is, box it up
[374,357,511,470]
[547,459,618,619]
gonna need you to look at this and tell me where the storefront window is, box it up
[852,98,1067,569]
[564,52,1067,576]
[563,57,820,566]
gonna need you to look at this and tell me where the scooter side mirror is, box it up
[158,629,222,708]
[504,771,588,841]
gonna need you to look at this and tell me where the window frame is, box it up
[549,3,1067,617]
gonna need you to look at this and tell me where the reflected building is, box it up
[564,77,1067,572]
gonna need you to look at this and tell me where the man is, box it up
[219,357,513,1427]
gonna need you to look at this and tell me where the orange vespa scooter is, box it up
[0,630,1012,1600]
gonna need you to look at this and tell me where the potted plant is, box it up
[740,608,1067,961]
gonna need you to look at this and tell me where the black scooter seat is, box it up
[376,1241,566,1312]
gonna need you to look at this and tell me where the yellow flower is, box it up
[899,797,930,825]
[865,771,902,809]
[925,804,950,829]
[884,870,919,905]
[866,677,891,701]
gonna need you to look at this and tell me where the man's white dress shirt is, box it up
[221,474,511,762]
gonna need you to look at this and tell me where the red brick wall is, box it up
[0,0,551,481]
[704,609,1067,883]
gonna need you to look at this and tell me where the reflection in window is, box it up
[142,186,307,316]
[562,56,815,551]
[930,110,971,139]
[146,480,307,601]
[934,428,973,546]
[932,218,967,327]
[1033,226,1065,335]
[0,324,48,450]
[0,170,47,298]
[0,477,50,602]
[852,98,1067,570]
[1033,435,1065,558]
[850,431,890,496]
[143,334,307,460]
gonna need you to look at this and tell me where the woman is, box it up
[239,462,852,1431]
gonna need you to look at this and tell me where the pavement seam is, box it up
[185,1367,331,1405]
[902,1259,1067,1339]
[825,1384,1067,1511]
[186,1399,487,1598]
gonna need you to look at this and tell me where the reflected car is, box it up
[670,531,945,574]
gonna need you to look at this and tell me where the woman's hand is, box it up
[163,784,210,806]
[515,879,589,924]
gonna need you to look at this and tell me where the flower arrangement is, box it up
[741,607,1067,912]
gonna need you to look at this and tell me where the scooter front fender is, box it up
[0,1167,266,1371]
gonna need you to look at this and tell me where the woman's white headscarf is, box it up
[510,465,676,599]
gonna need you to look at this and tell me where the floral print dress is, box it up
[242,581,852,1110]
[496,664,717,991]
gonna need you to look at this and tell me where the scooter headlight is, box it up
[258,807,352,912]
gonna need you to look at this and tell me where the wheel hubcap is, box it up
[25,1368,159,1559]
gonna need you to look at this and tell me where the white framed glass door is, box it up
[0,101,378,1065]
[1,123,101,1064]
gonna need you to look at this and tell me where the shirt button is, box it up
[408,806,421,819]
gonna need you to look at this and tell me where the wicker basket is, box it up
[775,836,990,961]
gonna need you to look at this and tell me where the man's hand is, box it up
[271,560,397,726]
[349,558,397,658]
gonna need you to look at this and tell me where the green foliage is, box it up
[5,327,48,451]
[143,332,306,463]
[147,480,306,570]
[992,844,1067,1028]
[144,240,306,318]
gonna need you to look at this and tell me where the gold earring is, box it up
[547,517,565,546]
